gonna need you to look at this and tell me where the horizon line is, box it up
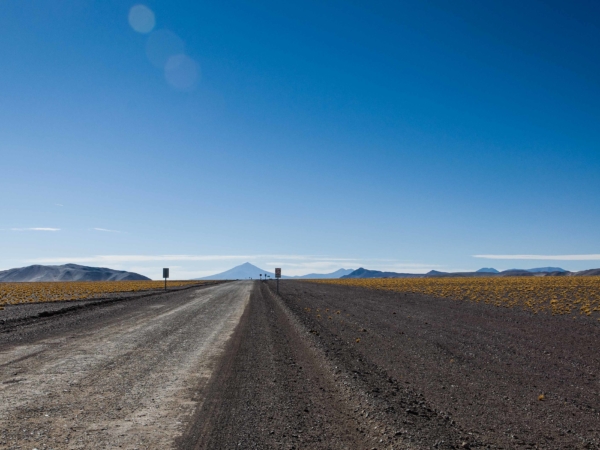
[474,254,600,261]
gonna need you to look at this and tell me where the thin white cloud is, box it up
[473,254,600,261]
[23,254,442,277]
[26,254,358,264]
[264,261,439,270]
[24,254,433,268]
[12,227,60,232]
[93,228,122,233]
[261,261,442,276]
[26,254,436,265]
[55,203,64,207]
[17,253,449,279]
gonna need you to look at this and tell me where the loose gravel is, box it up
[4,279,599,449]
[183,280,600,449]
[0,281,248,449]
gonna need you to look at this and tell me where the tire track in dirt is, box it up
[180,282,372,449]
[181,282,464,449]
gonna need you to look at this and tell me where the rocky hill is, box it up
[0,264,150,282]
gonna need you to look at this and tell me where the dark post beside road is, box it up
[163,268,169,290]
[275,268,281,294]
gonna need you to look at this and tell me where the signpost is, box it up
[163,268,169,291]
[275,268,281,294]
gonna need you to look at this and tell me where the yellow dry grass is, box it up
[307,277,600,318]
[0,280,214,308]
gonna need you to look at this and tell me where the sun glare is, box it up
[128,4,155,34]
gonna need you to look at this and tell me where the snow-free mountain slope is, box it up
[293,268,355,279]
[342,267,597,278]
[526,267,567,273]
[199,263,354,280]
[477,268,500,273]
[342,268,422,279]
[0,264,150,282]
[199,263,278,280]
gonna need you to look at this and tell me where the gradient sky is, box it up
[1,0,599,278]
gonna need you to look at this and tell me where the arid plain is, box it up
[1,277,600,449]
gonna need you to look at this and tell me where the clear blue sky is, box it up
[1,0,599,278]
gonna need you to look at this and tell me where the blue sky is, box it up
[1,0,599,278]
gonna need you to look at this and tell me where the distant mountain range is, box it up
[512,267,567,273]
[576,269,600,276]
[476,268,500,273]
[341,266,596,279]
[340,268,422,279]
[198,263,354,280]
[0,264,150,282]
[198,263,600,280]
[3,262,594,283]
[294,268,355,279]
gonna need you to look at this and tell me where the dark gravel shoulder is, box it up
[274,280,600,449]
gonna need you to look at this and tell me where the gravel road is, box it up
[0,281,250,449]
[180,279,373,449]
[183,280,600,449]
[267,281,600,449]
[3,279,599,449]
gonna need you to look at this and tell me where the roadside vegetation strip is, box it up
[306,277,600,318]
[0,280,215,307]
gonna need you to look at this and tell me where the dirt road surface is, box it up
[183,281,600,449]
[0,281,249,449]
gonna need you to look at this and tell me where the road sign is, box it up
[163,268,169,291]
[275,268,281,294]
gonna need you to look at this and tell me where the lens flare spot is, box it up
[129,4,155,34]
[165,55,200,90]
